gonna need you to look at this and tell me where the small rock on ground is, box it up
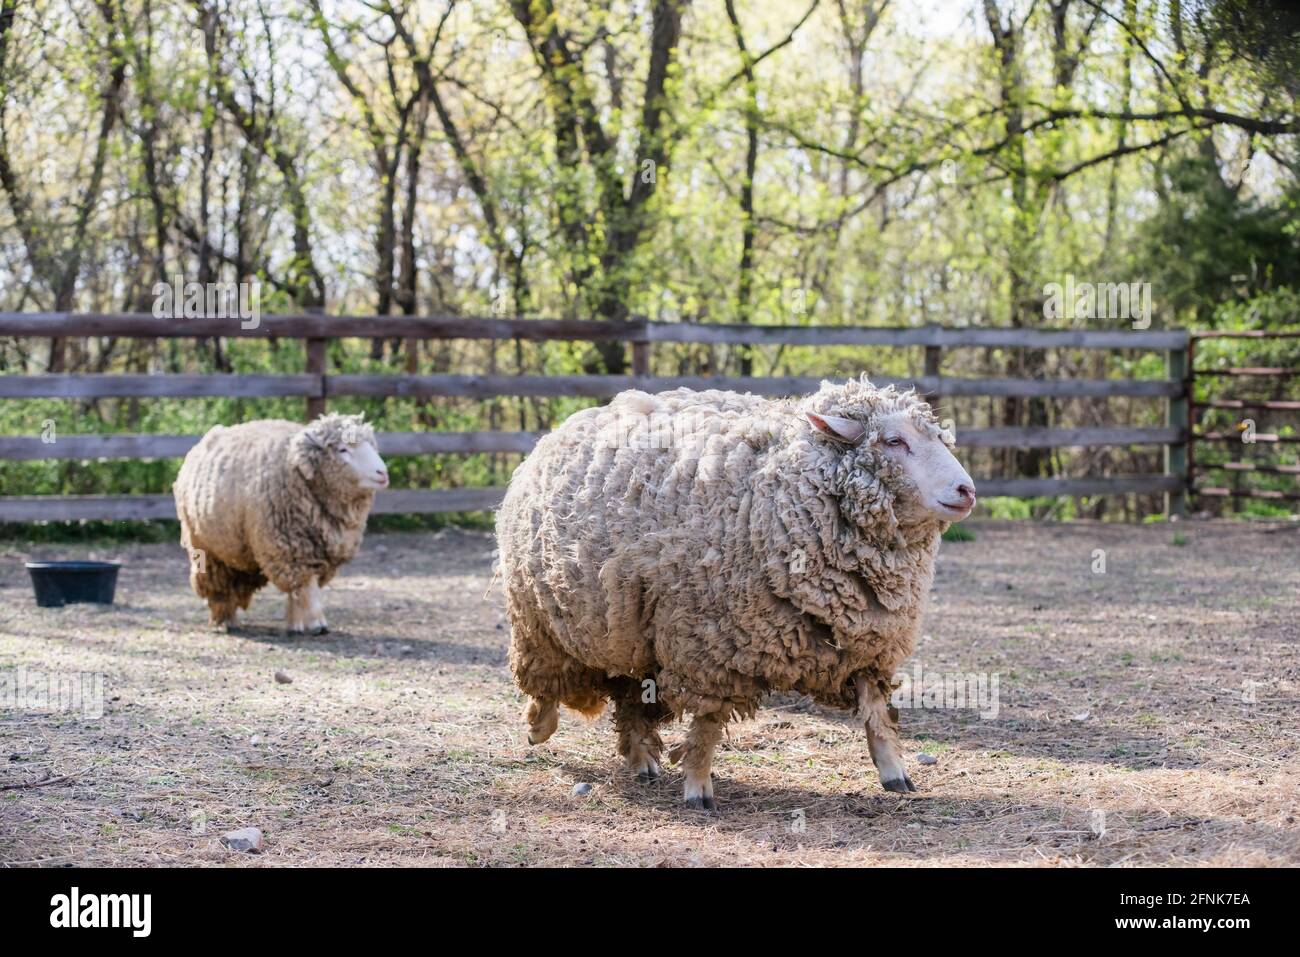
[570,782,593,798]
[274,671,293,684]
[222,827,264,854]
[915,753,938,765]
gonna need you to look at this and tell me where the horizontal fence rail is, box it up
[0,312,1189,348]
[0,372,1184,400]
[0,312,1199,521]
[0,426,1186,462]
[0,490,507,523]
[1197,367,1300,377]
[0,374,324,399]
[1196,431,1297,443]
[1195,487,1300,500]
[0,431,547,461]
[1193,398,1300,411]
[0,479,1192,523]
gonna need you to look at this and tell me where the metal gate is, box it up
[1188,330,1300,511]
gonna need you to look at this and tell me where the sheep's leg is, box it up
[524,696,560,745]
[612,680,668,782]
[193,563,239,630]
[668,713,724,811]
[303,577,329,635]
[190,552,249,631]
[525,696,559,744]
[856,673,915,794]
[206,596,239,631]
[284,587,307,634]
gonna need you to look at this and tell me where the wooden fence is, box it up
[0,313,1194,522]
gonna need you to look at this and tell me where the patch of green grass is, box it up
[1171,532,1188,546]
[0,513,494,543]
[912,738,953,754]
[983,497,1033,520]
[0,520,179,544]
[981,496,1077,520]
[942,523,976,542]
[368,512,495,533]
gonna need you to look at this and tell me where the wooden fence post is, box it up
[631,318,651,377]
[1165,340,1190,518]
[1185,336,1197,513]
[923,326,942,389]
[304,307,327,421]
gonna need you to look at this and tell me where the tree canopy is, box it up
[1,0,1295,337]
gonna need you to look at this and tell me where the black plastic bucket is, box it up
[25,561,121,607]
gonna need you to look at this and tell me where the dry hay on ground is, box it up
[1,520,1297,867]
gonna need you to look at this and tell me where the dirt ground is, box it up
[1,520,1297,867]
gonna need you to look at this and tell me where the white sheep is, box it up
[495,376,976,809]
[173,413,389,633]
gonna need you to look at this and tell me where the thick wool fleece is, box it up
[497,376,953,721]
[174,414,376,615]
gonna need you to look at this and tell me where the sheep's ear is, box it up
[291,431,322,481]
[806,412,865,446]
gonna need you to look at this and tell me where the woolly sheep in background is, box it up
[496,376,977,809]
[173,413,389,634]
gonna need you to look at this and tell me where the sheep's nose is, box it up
[954,482,976,506]
[375,468,389,486]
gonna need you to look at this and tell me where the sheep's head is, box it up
[291,413,389,496]
[804,377,976,535]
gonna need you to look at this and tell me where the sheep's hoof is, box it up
[635,765,662,784]
[527,729,554,745]
[310,624,329,636]
[881,773,917,794]
[525,700,560,745]
[684,795,718,812]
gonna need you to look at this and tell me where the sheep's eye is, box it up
[884,436,907,448]
[335,445,350,456]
